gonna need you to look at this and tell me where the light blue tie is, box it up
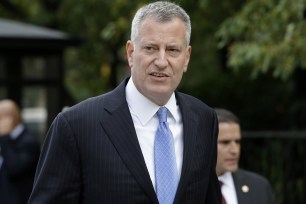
[154,107,179,204]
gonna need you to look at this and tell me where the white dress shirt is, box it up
[218,172,238,204]
[10,124,25,139]
[125,78,184,190]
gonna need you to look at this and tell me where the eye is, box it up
[169,48,178,52]
[218,140,230,145]
[167,47,180,57]
[143,46,156,52]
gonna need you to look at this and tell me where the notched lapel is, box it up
[174,96,199,202]
[99,82,158,203]
[233,171,251,204]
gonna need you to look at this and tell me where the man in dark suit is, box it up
[28,1,221,203]
[0,99,41,204]
[215,108,274,204]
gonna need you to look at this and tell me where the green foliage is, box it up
[216,0,306,80]
[1,0,305,131]
[54,0,145,100]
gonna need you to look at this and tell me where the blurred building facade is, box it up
[0,18,80,142]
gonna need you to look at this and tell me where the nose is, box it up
[229,141,239,154]
[154,50,168,69]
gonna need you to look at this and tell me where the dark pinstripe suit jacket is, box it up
[232,169,274,204]
[28,78,221,204]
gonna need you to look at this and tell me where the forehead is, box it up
[0,103,10,113]
[218,122,241,140]
[138,17,186,39]
[0,101,18,116]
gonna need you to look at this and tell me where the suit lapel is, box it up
[100,79,158,203]
[232,171,250,204]
[174,93,199,203]
[99,81,202,203]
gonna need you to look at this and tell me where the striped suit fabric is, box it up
[28,78,221,204]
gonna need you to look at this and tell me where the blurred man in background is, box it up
[0,99,40,204]
[215,108,274,204]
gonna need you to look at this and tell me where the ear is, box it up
[183,46,192,72]
[126,40,134,68]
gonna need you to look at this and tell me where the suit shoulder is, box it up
[63,80,126,116]
[58,91,115,122]
[177,92,213,110]
[236,169,271,186]
[176,92,216,119]
[68,95,104,110]
[64,86,121,112]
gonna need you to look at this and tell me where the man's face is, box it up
[126,17,191,105]
[216,122,241,176]
[0,102,18,135]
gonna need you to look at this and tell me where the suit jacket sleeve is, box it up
[28,113,82,204]
[204,110,222,204]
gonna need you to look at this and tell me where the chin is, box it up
[230,167,239,172]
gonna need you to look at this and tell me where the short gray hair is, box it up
[131,1,191,46]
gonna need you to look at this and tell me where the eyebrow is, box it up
[218,139,241,143]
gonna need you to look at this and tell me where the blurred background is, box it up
[0,0,305,203]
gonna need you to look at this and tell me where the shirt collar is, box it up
[218,171,234,187]
[126,78,179,125]
[10,124,25,140]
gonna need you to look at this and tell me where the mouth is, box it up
[150,72,169,77]
[226,159,238,164]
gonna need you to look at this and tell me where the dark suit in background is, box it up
[215,108,274,204]
[0,99,41,204]
[232,169,274,204]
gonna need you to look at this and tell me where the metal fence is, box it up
[240,131,306,204]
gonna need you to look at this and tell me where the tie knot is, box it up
[157,107,168,123]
